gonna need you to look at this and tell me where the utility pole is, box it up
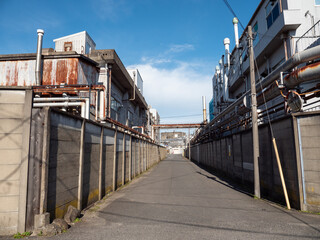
[248,25,260,198]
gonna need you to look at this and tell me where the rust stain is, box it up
[13,62,18,86]
[285,61,320,81]
[56,59,68,85]
[6,64,10,85]
[67,58,78,85]
[42,60,52,85]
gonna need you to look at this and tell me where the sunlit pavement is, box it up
[50,154,320,240]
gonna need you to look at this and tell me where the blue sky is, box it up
[0,0,259,125]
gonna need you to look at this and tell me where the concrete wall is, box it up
[188,116,302,209]
[293,112,320,212]
[47,112,82,220]
[40,109,167,223]
[0,89,32,235]
[0,88,167,235]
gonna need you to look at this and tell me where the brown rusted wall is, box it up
[0,58,98,86]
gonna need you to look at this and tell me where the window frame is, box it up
[265,0,280,29]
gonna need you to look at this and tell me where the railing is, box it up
[295,20,320,53]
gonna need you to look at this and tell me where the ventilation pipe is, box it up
[233,17,239,48]
[224,38,231,69]
[202,96,207,124]
[207,44,320,128]
[35,29,44,86]
[222,38,237,103]
[213,66,220,116]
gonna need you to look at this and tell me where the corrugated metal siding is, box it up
[0,58,98,87]
[0,60,36,86]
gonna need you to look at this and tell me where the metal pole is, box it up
[113,129,117,191]
[122,133,125,185]
[188,129,191,160]
[108,65,112,118]
[248,25,260,198]
[98,127,104,200]
[129,135,132,181]
[77,120,86,210]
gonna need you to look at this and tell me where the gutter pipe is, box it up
[129,71,136,101]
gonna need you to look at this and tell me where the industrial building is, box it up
[188,0,320,213]
[0,30,165,235]
[161,131,187,154]
[212,0,320,122]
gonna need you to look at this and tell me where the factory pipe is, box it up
[35,29,44,86]
[233,17,239,48]
[208,44,320,128]
[33,102,87,118]
[202,96,207,124]
[32,85,107,121]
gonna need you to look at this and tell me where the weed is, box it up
[301,210,320,215]
[13,232,31,239]
[73,217,81,223]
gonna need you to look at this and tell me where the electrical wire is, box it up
[222,0,245,30]
[252,43,276,139]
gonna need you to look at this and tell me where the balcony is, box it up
[295,20,320,53]
[228,9,302,90]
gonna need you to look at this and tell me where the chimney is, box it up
[233,17,239,48]
[35,29,44,86]
[224,38,230,68]
[202,96,207,124]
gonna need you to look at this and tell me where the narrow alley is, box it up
[49,155,320,240]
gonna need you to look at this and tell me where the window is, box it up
[111,97,122,111]
[253,22,259,46]
[266,1,280,29]
[316,0,320,5]
[127,111,133,127]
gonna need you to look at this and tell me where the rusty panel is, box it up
[0,58,97,87]
[42,58,79,85]
[0,60,36,86]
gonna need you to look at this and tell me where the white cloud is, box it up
[128,60,213,124]
[167,44,195,53]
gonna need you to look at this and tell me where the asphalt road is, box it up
[49,154,320,240]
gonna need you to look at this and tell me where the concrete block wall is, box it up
[188,117,303,209]
[47,112,82,220]
[0,89,32,235]
[40,109,167,223]
[294,113,320,212]
[0,89,167,236]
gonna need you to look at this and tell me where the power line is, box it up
[222,0,245,30]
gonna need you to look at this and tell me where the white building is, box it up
[127,69,144,95]
[53,31,96,54]
[148,107,160,143]
[212,0,320,129]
